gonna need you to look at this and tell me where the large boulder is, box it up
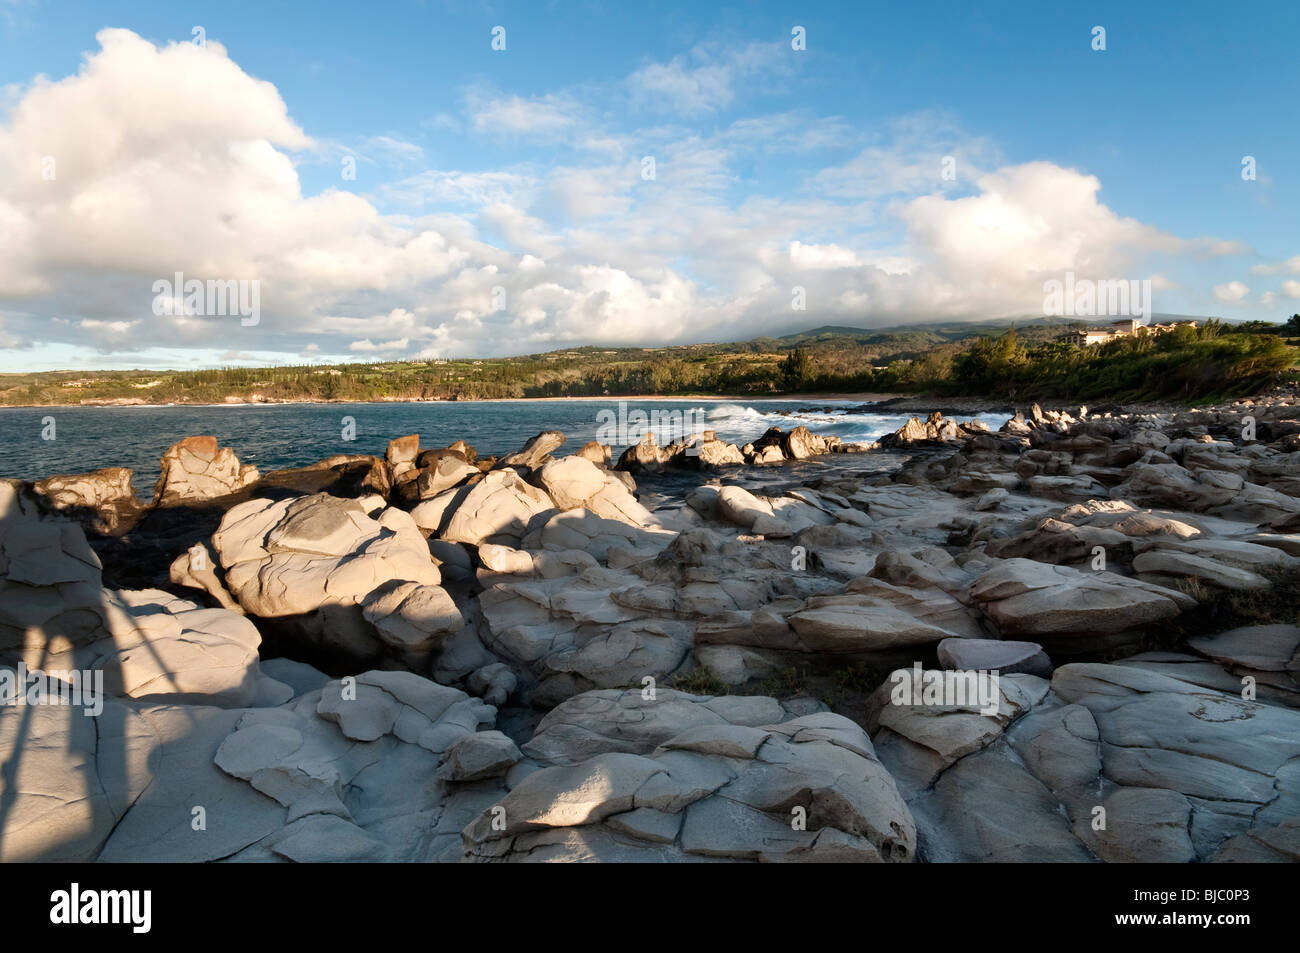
[211,493,451,664]
[97,670,495,863]
[433,469,558,546]
[31,467,144,535]
[499,430,565,471]
[783,426,829,460]
[536,456,612,510]
[92,589,291,707]
[0,479,287,708]
[153,436,259,505]
[863,657,1300,862]
[968,558,1194,643]
[462,696,916,863]
[692,485,793,537]
[478,566,695,707]
[616,433,669,472]
[937,638,1053,678]
[787,595,958,653]
[521,688,787,764]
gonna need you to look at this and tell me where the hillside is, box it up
[1,317,1296,407]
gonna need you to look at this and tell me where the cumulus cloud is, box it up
[1213,281,1251,302]
[0,29,1262,369]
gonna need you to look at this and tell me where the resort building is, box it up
[1061,319,1196,347]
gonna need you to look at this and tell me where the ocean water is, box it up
[0,398,1010,498]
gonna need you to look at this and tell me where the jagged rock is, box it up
[463,696,915,863]
[1131,549,1270,591]
[968,558,1194,641]
[521,688,787,765]
[747,444,785,465]
[709,485,792,537]
[31,467,144,535]
[788,595,957,652]
[537,456,607,510]
[616,432,671,472]
[880,412,974,448]
[783,426,828,460]
[526,509,672,564]
[169,541,242,612]
[94,589,292,707]
[1026,474,1108,502]
[386,433,420,469]
[437,730,521,781]
[535,455,646,519]
[985,518,1131,565]
[467,662,518,706]
[261,454,392,499]
[478,567,695,706]
[360,579,465,665]
[211,493,448,663]
[153,436,259,504]
[499,430,565,471]
[575,442,612,465]
[447,440,477,463]
[694,644,783,685]
[204,671,496,862]
[414,456,478,500]
[430,469,557,546]
[693,438,746,466]
[937,637,1053,677]
[868,548,972,596]
[1188,624,1300,675]
[478,542,536,575]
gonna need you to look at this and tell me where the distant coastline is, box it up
[0,391,910,410]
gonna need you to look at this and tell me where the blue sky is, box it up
[0,0,1297,370]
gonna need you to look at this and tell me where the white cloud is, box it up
[469,91,581,138]
[361,135,424,164]
[1250,255,1300,276]
[1281,280,1300,300]
[349,337,410,352]
[383,169,535,209]
[1212,281,1251,302]
[788,241,860,270]
[628,42,786,116]
[893,162,1176,315]
[0,30,1257,368]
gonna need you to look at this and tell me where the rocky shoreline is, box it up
[2,387,1298,862]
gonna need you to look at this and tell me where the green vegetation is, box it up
[943,320,1298,402]
[779,348,815,390]
[3,316,1296,407]
[1127,565,1300,662]
[755,665,809,698]
[668,667,729,696]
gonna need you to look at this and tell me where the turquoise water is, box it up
[0,398,1009,495]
